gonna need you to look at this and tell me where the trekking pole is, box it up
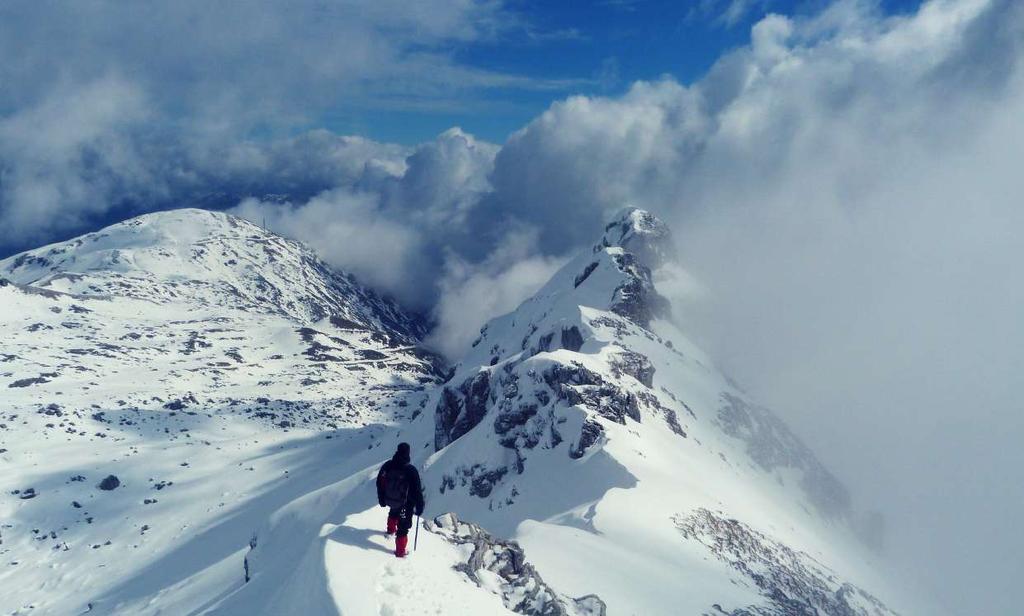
[414,515,420,551]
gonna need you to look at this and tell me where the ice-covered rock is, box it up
[426,512,606,616]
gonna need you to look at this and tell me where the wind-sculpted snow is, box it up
[426,512,606,616]
[218,484,601,616]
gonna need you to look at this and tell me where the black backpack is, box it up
[383,466,410,508]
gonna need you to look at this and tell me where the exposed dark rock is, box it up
[329,315,366,330]
[574,261,600,288]
[97,475,121,491]
[608,253,669,328]
[356,349,387,360]
[544,363,640,425]
[637,391,686,437]
[181,331,212,355]
[40,404,63,416]
[609,349,655,388]
[560,326,584,352]
[469,467,509,498]
[163,395,198,411]
[9,373,58,388]
[570,420,605,459]
[494,404,539,448]
[435,370,492,450]
[588,315,629,338]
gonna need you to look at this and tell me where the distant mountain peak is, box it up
[598,206,676,270]
[0,207,428,342]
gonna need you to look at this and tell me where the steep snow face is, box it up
[414,208,902,615]
[0,210,443,615]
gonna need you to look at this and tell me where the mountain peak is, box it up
[598,207,675,270]
[0,207,429,342]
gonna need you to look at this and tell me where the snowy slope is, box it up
[1,207,910,616]
[0,210,443,615]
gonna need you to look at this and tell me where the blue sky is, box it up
[321,0,926,144]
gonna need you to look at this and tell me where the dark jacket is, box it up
[376,450,425,514]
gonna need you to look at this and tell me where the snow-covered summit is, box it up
[597,206,676,270]
[1,208,424,341]
[403,207,900,615]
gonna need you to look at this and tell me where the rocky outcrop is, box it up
[569,420,605,459]
[543,362,641,426]
[598,208,676,271]
[435,371,492,450]
[573,262,599,288]
[717,393,850,518]
[609,349,655,388]
[560,326,584,352]
[97,475,121,491]
[607,252,670,328]
[674,509,897,616]
[427,513,606,616]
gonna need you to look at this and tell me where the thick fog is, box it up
[2,1,1022,612]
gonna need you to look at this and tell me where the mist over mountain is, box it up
[2,0,1022,613]
[1,207,909,615]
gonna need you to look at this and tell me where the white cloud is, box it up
[427,228,568,358]
[0,76,152,243]
[0,0,565,253]
[226,128,501,310]
[231,191,423,298]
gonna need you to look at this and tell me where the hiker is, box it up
[376,442,425,558]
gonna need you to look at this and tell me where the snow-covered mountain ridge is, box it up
[0,208,908,615]
[399,208,897,615]
[0,209,444,615]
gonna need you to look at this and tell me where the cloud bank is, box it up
[0,0,564,250]
[2,1,1023,612]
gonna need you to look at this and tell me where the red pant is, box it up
[386,506,413,537]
